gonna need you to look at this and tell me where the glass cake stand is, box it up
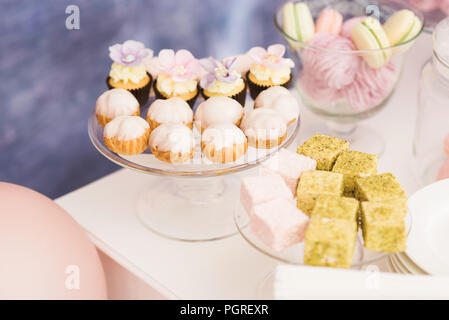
[88,94,301,242]
[234,202,412,298]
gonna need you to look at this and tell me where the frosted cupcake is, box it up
[103,116,150,155]
[149,123,195,164]
[95,88,140,127]
[201,123,248,163]
[200,57,247,106]
[240,108,287,149]
[146,97,193,131]
[154,49,201,108]
[247,44,294,99]
[107,40,153,106]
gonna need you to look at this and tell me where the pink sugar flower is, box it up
[248,44,294,70]
[158,49,201,82]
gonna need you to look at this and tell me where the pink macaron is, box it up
[315,8,343,34]
[340,16,367,38]
[440,0,449,15]
[409,0,440,12]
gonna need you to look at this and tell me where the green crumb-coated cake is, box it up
[354,173,407,202]
[360,201,407,252]
[332,150,378,197]
[297,134,350,171]
[311,195,359,229]
[297,170,344,216]
[304,218,357,269]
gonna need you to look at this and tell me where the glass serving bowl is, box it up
[274,0,424,155]
[88,94,301,242]
[234,202,412,298]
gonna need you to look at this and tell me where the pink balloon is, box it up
[0,182,107,299]
[437,158,449,181]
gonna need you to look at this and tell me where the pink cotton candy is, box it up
[340,16,367,39]
[298,71,343,104]
[342,61,398,112]
[301,33,360,90]
[409,0,440,12]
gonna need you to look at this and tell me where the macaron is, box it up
[350,17,391,69]
[283,1,315,43]
[383,9,422,46]
[315,8,343,34]
[409,0,440,12]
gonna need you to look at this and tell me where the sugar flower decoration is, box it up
[158,49,201,82]
[200,57,240,89]
[248,44,294,69]
[109,40,153,67]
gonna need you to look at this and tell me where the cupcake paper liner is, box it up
[106,73,152,107]
[246,71,292,100]
[153,81,199,109]
[200,80,247,107]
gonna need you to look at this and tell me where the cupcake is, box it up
[149,123,195,164]
[194,96,244,133]
[107,40,153,106]
[199,57,247,106]
[201,123,248,163]
[146,97,193,131]
[103,116,150,155]
[246,44,294,99]
[154,49,201,108]
[240,108,287,149]
[254,86,300,125]
[95,88,140,127]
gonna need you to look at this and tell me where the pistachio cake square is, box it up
[354,173,407,202]
[332,150,378,196]
[360,201,407,252]
[311,194,359,228]
[297,134,349,171]
[297,171,344,216]
[304,217,357,269]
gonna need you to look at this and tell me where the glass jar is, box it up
[413,18,449,186]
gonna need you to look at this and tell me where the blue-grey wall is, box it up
[0,0,286,198]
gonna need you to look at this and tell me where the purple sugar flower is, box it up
[200,57,240,89]
[109,40,153,67]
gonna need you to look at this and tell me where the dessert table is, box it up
[55,33,432,300]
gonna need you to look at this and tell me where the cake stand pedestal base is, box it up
[136,176,240,242]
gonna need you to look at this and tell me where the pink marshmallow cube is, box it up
[261,148,317,195]
[250,198,309,251]
[240,174,292,215]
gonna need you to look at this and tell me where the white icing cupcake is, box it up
[149,123,195,163]
[254,86,299,125]
[201,123,248,163]
[146,98,193,130]
[194,96,244,132]
[95,88,140,126]
[103,115,150,155]
[241,108,287,149]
